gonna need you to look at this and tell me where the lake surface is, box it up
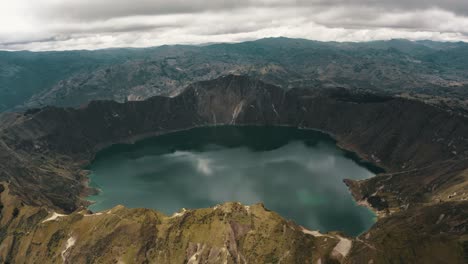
[88,126,380,236]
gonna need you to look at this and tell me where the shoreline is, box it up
[80,124,386,234]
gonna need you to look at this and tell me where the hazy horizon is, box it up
[1,36,467,53]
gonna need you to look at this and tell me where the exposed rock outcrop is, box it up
[0,75,467,263]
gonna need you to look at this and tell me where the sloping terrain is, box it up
[1,38,468,112]
[0,75,467,263]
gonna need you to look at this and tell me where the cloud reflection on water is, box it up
[88,127,376,236]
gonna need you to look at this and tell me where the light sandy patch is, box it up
[187,243,206,264]
[61,236,76,263]
[231,100,245,124]
[42,212,67,223]
[84,212,103,217]
[332,236,352,259]
[301,227,330,237]
[272,104,280,118]
[170,208,187,218]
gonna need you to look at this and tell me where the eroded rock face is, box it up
[0,75,467,263]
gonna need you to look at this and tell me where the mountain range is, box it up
[1,37,468,113]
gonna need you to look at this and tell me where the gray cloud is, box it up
[300,0,468,15]
[39,0,241,21]
[0,0,467,50]
[41,0,468,20]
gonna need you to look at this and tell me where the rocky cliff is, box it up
[0,75,467,263]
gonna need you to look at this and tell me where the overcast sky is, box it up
[1,0,468,51]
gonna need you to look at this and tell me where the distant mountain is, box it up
[1,37,468,112]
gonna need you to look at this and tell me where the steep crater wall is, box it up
[1,75,467,212]
[0,75,467,263]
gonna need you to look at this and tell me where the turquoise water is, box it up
[88,126,379,236]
